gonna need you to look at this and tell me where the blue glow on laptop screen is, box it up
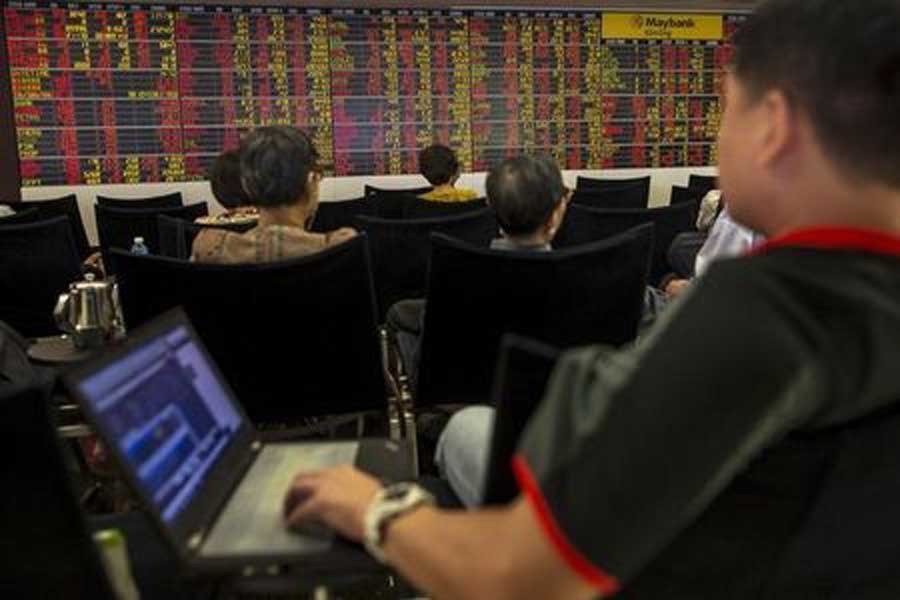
[77,325,242,522]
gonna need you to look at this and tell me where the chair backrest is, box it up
[157,214,255,260]
[364,184,433,196]
[1,195,90,260]
[403,197,487,220]
[0,382,114,598]
[96,191,183,210]
[96,203,208,272]
[311,197,374,233]
[364,185,434,219]
[670,184,707,206]
[482,334,560,506]
[556,201,697,286]
[0,216,83,337]
[570,184,649,210]
[0,206,40,226]
[111,234,385,423]
[366,191,419,219]
[687,174,718,196]
[576,175,651,195]
[355,208,498,319]
[416,225,652,407]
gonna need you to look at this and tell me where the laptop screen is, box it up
[76,323,243,523]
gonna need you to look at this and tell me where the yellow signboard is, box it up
[602,13,724,41]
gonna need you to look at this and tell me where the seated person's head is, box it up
[419,144,460,187]
[721,0,900,236]
[486,155,569,245]
[239,126,322,219]
[208,149,251,210]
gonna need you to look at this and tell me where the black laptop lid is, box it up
[66,308,256,558]
[482,334,560,506]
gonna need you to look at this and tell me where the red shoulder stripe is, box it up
[512,455,621,596]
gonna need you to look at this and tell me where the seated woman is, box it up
[192,126,355,263]
[416,144,479,203]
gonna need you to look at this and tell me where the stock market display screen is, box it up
[3,3,745,186]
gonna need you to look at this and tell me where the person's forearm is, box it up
[381,500,597,600]
[382,505,517,600]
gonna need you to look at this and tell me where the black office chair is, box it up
[96,191,183,210]
[482,334,560,506]
[415,225,652,408]
[311,196,374,233]
[1,195,91,260]
[556,202,697,286]
[403,197,487,220]
[0,382,115,599]
[687,174,718,195]
[355,208,498,320]
[111,234,386,424]
[364,184,433,197]
[670,185,707,206]
[157,214,256,260]
[95,203,208,273]
[570,184,649,210]
[0,206,41,226]
[576,174,651,195]
[0,216,83,337]
[364,186,433,220]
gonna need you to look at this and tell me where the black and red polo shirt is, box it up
[515,228,900,598]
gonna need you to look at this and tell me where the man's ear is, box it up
[756,89,796,169]
[546,195,568,237]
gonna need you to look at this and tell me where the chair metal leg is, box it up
[403,406,419,477]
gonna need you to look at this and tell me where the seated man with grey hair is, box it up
[388,154,571,383]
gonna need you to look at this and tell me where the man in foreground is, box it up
[283,1,900,597]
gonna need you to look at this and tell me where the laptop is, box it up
[65,308,411,573]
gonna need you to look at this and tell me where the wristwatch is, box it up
[363,482,434,563]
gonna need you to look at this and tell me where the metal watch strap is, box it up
[363,483,434,563]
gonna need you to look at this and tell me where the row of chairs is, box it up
[317,175,715,230]
[158,199,695,315]
[0,191,185,260]
[0,172,714,255]
[0,198,696,337]
[109,225,652,423]
[0,216,655,419]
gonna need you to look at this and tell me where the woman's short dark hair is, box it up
[419,144,460,186]
[239,126,320,207]
[733,0,900,186]
[486,155,566,237]
[208,149,250,209]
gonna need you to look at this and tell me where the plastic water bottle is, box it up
[130,236,149,255]
[93,529,141,600]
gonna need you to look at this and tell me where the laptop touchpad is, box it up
[200,441,359,558]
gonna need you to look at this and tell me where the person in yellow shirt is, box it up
[417,144,479,203]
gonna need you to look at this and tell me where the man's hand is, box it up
[664,277,691,298]
[283,465,383,541]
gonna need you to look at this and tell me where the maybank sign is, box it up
[602,13,724,40]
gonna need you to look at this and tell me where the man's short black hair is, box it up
[208,149,250,209]
[733,0,900,187]
[239,126,320,207]
[419,144,460,186]
[486,155,566,237]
